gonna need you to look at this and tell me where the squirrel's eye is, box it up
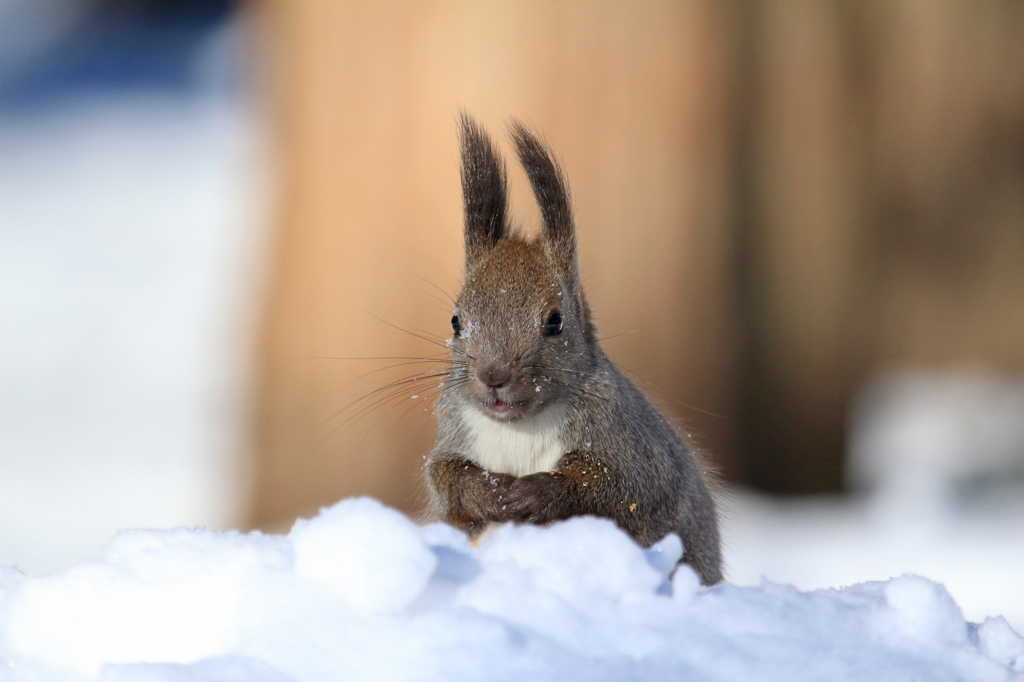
[544,311,563,336]
[451,315,461,336]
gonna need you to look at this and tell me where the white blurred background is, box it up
[0,0,1020,635]
[0,0,264,571]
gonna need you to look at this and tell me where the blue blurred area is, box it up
[0,0,238,110]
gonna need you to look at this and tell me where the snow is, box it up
[722,486,1024,636]
[1,498,1021,682]
[289,499,436,615]
[724,369,1024,634]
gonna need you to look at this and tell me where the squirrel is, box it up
[424,114,723,585]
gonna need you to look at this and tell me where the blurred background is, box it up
[1,0,1022,629]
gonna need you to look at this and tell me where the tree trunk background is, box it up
[248,0,1024,528]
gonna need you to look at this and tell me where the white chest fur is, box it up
[460,404,569,477]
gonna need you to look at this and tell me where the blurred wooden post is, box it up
[729,0,870,493]
[248,0,737,528]
[729,0,1024,493]
[249,0,1024,523]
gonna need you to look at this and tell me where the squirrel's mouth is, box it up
[490,399,513,414]
[481,395,532,421]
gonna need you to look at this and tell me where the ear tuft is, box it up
[508,120,577,277]
[459,113,508,265]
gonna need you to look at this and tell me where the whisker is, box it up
[609,362,725,420]
[524,364,593,376]
[316,356,450,421]
[363,311,476,361]
[411,289,459,311]
[302,354,448,362]
[597,329,639,343]
[316,382,446,445]
[529,336,724,420]
[398,272,457,307]
[364,382,451,435]
[311,370,454,440]
[355,373,472,442]
[346,359,449,384]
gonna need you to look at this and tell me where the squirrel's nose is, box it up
[477,365,512,388]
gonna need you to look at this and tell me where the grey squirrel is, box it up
[425,114,723,585]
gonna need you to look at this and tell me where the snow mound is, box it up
[0,498,1020,681]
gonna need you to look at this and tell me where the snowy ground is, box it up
[722,486,1024,635]
[1,497,1021,681]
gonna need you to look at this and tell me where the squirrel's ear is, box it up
[459,113,508,265]
[508,120,578,279]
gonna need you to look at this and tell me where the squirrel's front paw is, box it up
[458,469,516,521]
[499,472,568,524]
